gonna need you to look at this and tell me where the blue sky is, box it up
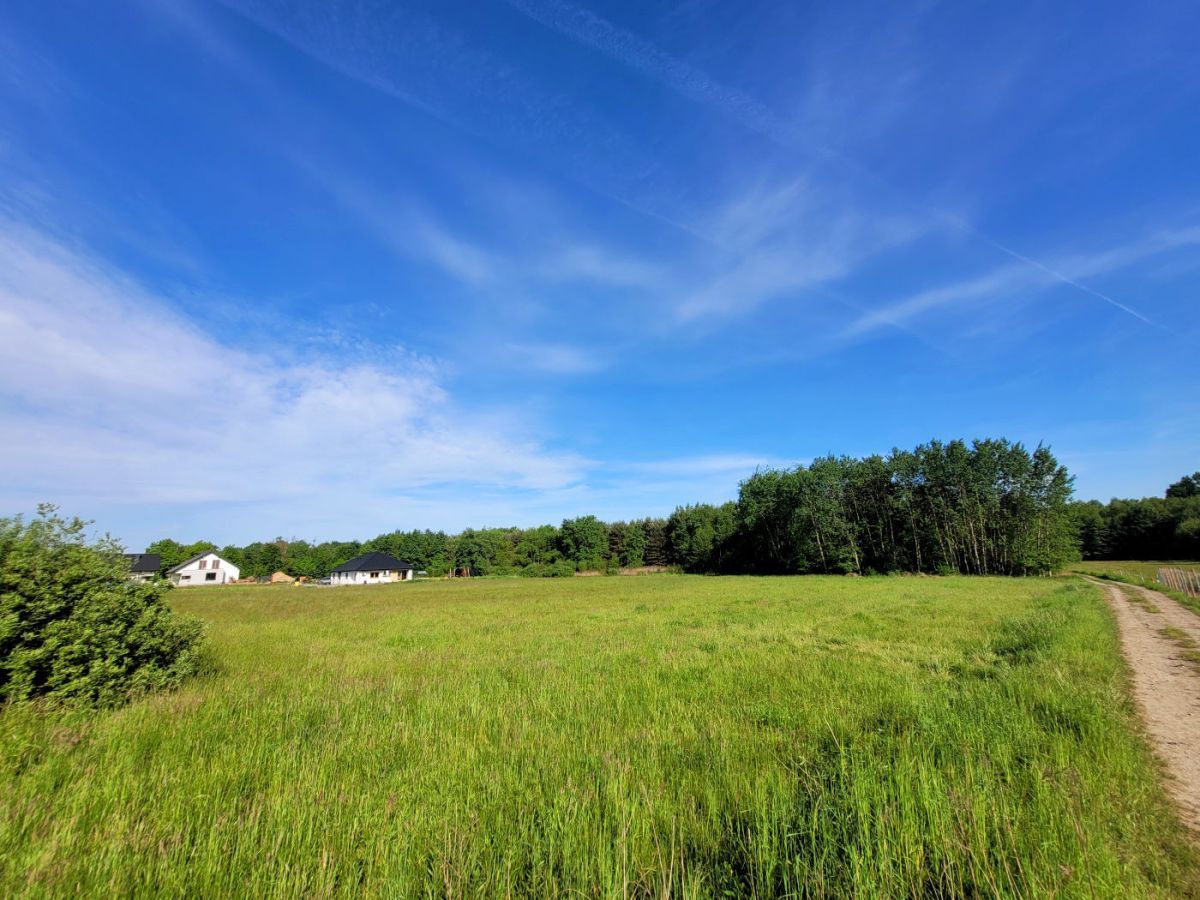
[1,0,1198,548]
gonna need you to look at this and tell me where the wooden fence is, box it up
[1157,567,1200,598]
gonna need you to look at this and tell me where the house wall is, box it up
[172,553,241,586]
[330,569,413,585]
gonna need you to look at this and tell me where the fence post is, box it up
[1159,566,1199,598]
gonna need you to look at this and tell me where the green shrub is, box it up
[518,562,576,578]
[0,506,206,707]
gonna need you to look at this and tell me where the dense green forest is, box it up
[1071,471,1200,560]
[143,439,1083,578]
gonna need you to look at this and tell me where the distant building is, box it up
[330,552,414,585]
[168,551,241,586]
[123,553,161,583]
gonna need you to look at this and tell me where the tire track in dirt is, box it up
[1087,576,1200,835]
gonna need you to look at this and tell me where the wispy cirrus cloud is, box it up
[188,0,1186,351]
[203,0,928,330]
[299,158,666,293]
[212,0,652,198]
[678,176,926,322]
[504,342,610,375]
[500,0,810,150]
[501,0,1179,336]
[0,22,72,106]
[535,244,665,289]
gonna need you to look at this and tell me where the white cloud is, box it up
[0,217,590,533]
[0,213,786,545]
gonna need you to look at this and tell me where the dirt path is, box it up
[1087,576,1200,834]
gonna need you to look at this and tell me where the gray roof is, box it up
[124,553,161,574]
[332,552,412,573]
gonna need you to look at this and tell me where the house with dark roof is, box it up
[167,551,241,586]
[123,553,161,583]
[330,551,414,585]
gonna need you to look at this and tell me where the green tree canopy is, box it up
[558,516,609,571]
[1166,472,1200,499]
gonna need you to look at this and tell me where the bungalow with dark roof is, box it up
[123,553,161,583]
[330,552,414,585]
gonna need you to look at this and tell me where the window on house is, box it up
[370,571,379,578]
[199,559,207,569]
[206,573,217,581]
[212,559,220,569]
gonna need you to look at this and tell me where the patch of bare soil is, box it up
[1089,576,1200,835]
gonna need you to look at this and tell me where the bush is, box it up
[518,562,576,578]
[0,506,207,707]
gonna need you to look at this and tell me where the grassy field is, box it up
[3,576,1199,897]
[1073,560,1200,580]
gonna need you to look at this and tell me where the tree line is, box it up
[144,438,1081,578]
[145,517,675,580]
[668,439,1077,576]
[1070,471,1200,560]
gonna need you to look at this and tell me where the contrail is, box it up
[501,0,820,152]
[965,227,1158,327]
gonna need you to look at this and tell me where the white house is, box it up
[330,552,414,585]
[168,551,240,586]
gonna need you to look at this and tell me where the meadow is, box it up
[2,576,1199,897]
[1073,560,1200,581]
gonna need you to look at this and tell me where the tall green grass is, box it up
[2,576,1197,897]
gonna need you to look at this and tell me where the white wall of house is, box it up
[171,552,240,586]
[330,568,413,585]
